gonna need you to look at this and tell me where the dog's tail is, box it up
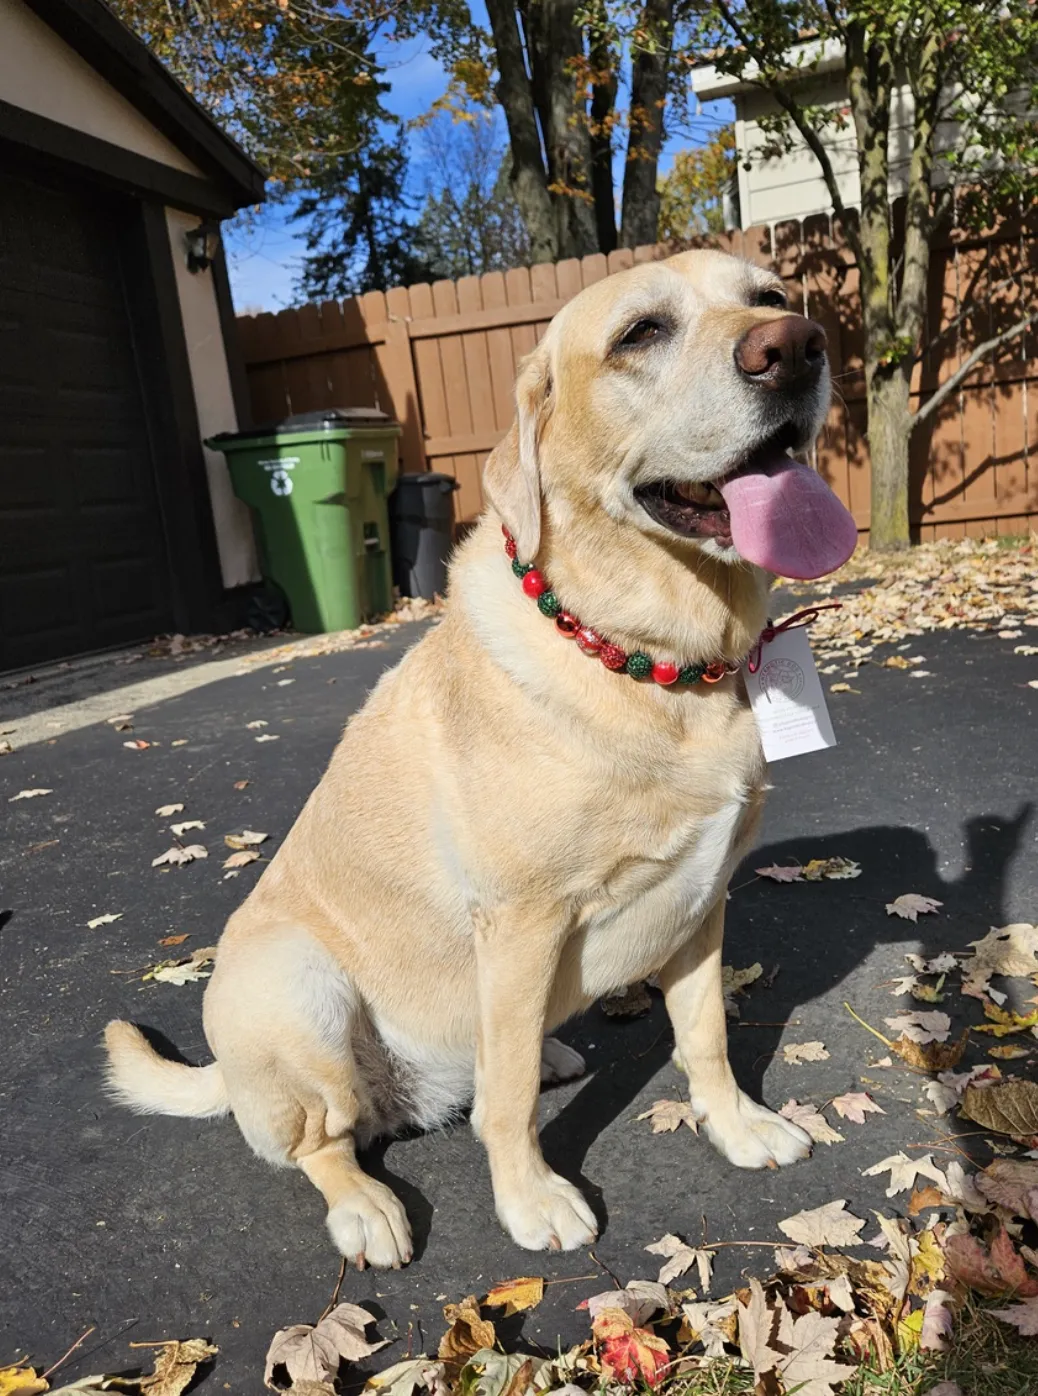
[103,1020,230,1118]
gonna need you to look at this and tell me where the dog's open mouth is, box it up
[633,422,859,580]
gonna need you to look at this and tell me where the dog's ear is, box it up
[483,346,551,561]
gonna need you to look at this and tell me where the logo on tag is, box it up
[758,656,805,700]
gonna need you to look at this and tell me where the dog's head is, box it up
[484,249,856,585]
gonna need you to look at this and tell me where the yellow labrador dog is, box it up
[106,249,857,1270]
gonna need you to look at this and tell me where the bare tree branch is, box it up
[910,311,1038,429]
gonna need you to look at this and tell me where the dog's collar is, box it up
[503,526,741,686]
[502,527,841,687]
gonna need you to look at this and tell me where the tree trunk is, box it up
[588,17,618,253]
[619,0,674,248]
[485,0,557,262]
[866,367,912,551]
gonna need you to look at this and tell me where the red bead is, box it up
[555,611,580,637]
[652,661,680,686]
[521,569,548,598]
[599,643,628,671]
[501,524,513,540]
[504,536,517,559]
[576,627,602,656]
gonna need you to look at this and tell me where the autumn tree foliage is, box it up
[657,126,736,239]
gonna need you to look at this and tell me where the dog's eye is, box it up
[618,317,668,349]
[755,289,787,309]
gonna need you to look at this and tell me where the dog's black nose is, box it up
[735,316,827,390]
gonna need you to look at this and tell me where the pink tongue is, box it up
[717,453,858,579]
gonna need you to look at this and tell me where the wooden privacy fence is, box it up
[236,214,1038,540]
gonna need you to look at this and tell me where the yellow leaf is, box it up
[897,1307,923,1352]
[974,1003,1038,1037]
[484,1276,544,1316]
[0,1367,48,1396]
[989,1044,1030,1060]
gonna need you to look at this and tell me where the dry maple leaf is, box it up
[159,934,190,947]
[960,1079,1038,1136]
[892,1029,968,1072]
[364,1357,450,1396]
[890,975,921,996]
[246,720,268,729]
[170,820,205,836]
[783,1041,830,1065]
[135,1338,218,1396]
[265,1303,385,1388]
[225,830,269,849]
[905,951,958,974]
[963,924,1038,990]
[483,1276,544,1315]
[645,1234,713,1290]
[779,1100,844,1145]
[152,845,208,867]
[223,849,261,870]
[438,1296,495,1362]
[974,1002,1038,1037]
[778,1199,866,1247]
[0,1367,48,1395]
[831,1092,886,1124]
[680,1298,738,1358]
[990,1296,1038,1336]
[802,856,861,880]
[155,804,184,817]
[256,734,280,743]
[920,1290,955,1352]
[885,894,943,922]
[943,1224,1038,1297]
[756,863,804,882]
[592,1308,670,1387]
[636,1099,698,1134]
[862,1152,947,1198]
[883,1011,950,1044]
[773,1308,846,1396]
[9,788,52,801]
[583,1282,668,1326]
[87,913,122,930]
[830,682,853,693]
[975,1160,1038,1221]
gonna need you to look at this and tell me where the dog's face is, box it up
[485,249,854,583]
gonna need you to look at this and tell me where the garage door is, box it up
[0,163,175,671]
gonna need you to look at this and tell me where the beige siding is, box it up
[0,0,204,176]
[166,208,259,587]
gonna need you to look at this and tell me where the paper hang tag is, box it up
[744,625,837,763]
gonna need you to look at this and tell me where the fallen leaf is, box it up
[170,820,205,836]
[0,1367,48,1396]
[892,1030,969,1071]
[155,804,184,816]
[224,830,268,849]
[920,1290,955,1351]
[246,720,268,729]
[862,1152,948,1197]
[908,1185,945,1216]
[905,952,958,974]
[960,1079,1038,1136]
[645,1234,713,1290]
[152,845,207,867]
[886,894,943,922]
[87,913,123,929]
[266,1303,386,1387]
[484,1277,544,1316]
[636,1099,698,1133]
[680,1297,738,1358]
[256,734,280,743]
[223,849,261,870]
[975,1160,1038,1221]
[783,1041,830,1065]
[883,1011,951,1044]
[171,740,189,748]
[364,1358,449,1396]
[802,857,861,880]
[1015,645,1038,656]
[990,1296,1038,1335]
[989,1043,1030,1059]
[774,1245,814,1272]
[943,1223,1038,1297]
[124,740,151,750]
[831,1092,886,1124]
[159,934,190,947]
[592,1308,669,1387]
[0,741,11,755]
[106,713,134,725]
[779,1100,844,1145]
[584,1282,668,1326]
[778,1199,866,1247]
[134,1339,218,1396]
[773,1308,846,1396]
[962,924,1038,994]
[234,780,250,790]
[890,975,921,996]
[277,679,295,686]
[600,981,651,1017]
[830,682,852,692]
[756,863,804,882]
[438,1296,496,1362]
[974,1002,1038,1037]
[9,788,52,801]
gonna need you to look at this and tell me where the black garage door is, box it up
[0,163,175,671]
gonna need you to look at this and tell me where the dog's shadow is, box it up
[540,804,1032,1231]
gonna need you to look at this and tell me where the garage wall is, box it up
[1,0,203,176]
[166,207,260,588]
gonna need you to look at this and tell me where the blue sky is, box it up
[224,13,731,312]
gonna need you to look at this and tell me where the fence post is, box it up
[382,318,426,474]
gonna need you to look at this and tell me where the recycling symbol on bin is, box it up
[269,470,293,497]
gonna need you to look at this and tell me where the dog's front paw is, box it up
[702,1092,811,1170]
[496,1171,598,1251]
[540,1037,586,1084]
[326,1177,413,1269]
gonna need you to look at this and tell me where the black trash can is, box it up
[389,472,460,600]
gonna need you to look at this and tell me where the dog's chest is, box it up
[575,793,752,996]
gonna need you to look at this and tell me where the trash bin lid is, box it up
[393,472,460,490]
[208,407,397,446]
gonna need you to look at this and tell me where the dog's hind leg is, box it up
[659,898,811,1169]
[205,929,412,1267]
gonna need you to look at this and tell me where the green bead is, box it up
[625,651,652,679]
[678,664,705,685]
[512,557,533,578]
[537,590,561,617]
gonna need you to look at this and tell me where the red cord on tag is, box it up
[746,602,843,675]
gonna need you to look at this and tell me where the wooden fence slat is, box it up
[479,271,516,431]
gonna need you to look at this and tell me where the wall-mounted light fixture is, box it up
[185,219,220,273]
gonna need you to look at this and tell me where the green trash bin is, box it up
[207,408,400,634]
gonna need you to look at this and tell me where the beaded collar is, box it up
[502,526,840,688]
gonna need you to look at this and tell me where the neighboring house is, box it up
[691,38,959,230]
[0,0,266,672]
